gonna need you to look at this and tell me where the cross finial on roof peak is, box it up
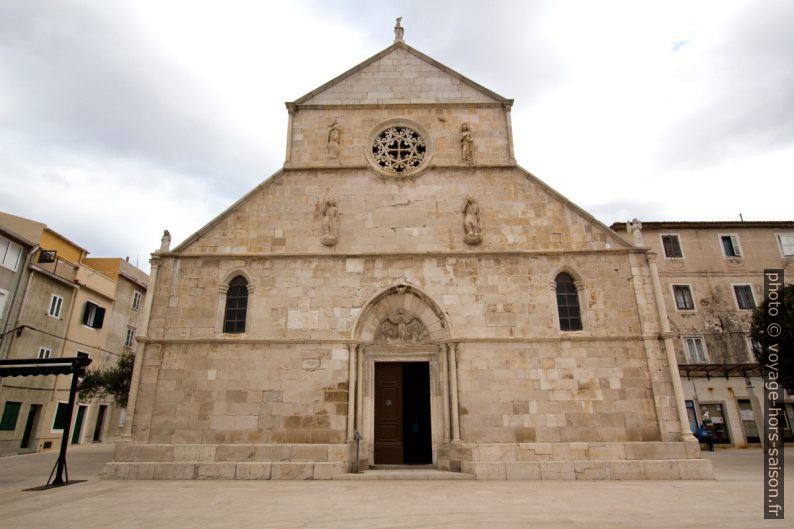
[394,17,404,43]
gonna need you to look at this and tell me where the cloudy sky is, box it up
[1,0,792,271]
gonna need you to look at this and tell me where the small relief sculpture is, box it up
[327,121,341,160]
[321,200,338,246]
[159,230,171,252]
[394,17,404,43]
[374,309,429,345]
[626,218,643,246]
[463,196,482,245]
[460,122,474,165]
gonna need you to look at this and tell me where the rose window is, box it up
[371,127,427,175]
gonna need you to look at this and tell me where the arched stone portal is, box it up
[348,284,459,468]
[353,284,451,343]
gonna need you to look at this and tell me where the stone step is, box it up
[104,461,349,480]
[333,469,475,480]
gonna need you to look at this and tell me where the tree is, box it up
[749,283,793,394]
[77,352,134,407]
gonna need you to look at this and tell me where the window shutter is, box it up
[731,235,742,257]
[0,402,22,431]
[94,306,106,328]
[81,303,91,325]
[53,403,69,430]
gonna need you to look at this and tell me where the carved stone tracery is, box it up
[373,308,430,345]
[371,126,427,177]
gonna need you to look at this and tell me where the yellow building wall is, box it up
[39,229,85,264]
[83,258,122,282]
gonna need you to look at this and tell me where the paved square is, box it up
[0,445,790,528]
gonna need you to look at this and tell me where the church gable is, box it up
[173,166,629,255]
[295,44,505,105]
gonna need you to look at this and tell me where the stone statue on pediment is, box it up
[460,122,474,165]
[327,121,341,160]
[394,17,404,43]
[160,230,171,252]
[463,196,482,245]
[627,218,643,246]
[321,200,338,246]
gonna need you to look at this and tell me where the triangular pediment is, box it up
[292,42,508,106]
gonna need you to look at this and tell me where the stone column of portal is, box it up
[120,256,159,441]
[647,254,696,442]
[356,345,364,436]
[440,343,451,442]
[448,342,461,442]
[346,343,357,441]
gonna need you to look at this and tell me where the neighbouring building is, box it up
[109,24,713,480]
[612,221,794,447]
[0,211,148,455]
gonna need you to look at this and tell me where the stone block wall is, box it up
[300,47,497,106]
[147,251,644,342]
[179,168,618,256]
[132,343,349,445]
[457,342,661,444]
[288,107,511,167]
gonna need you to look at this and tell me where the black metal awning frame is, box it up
[0,354,92,488]
[679,362,762,380]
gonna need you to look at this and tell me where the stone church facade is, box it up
[108,26,712,480]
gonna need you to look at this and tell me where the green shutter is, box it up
[53,402,69,430]
[0,401,22,431]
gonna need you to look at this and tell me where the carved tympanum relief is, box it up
[463,195,482,245]
[373,308,430,345]
[321,200,338,246]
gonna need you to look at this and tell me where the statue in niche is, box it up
[626,218,643,246]
[460,122,474,165]
[463,196,482,245]
[321,200,338,246]
[327,121,341,160]
[159,230,171,252]
[374,308,429,345]
[394,17,404,43]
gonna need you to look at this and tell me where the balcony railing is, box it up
[32,249,78,283]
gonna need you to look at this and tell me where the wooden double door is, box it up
[374,362,432,465]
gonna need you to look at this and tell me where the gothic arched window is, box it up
[555,272,582,331]
[223,276,248,334]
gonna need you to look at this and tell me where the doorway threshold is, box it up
[333,468,474,480]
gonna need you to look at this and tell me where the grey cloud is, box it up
[658,2,794,168]
[0,1,269,194]
[306,0,567,103]
[583,200,670,226]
